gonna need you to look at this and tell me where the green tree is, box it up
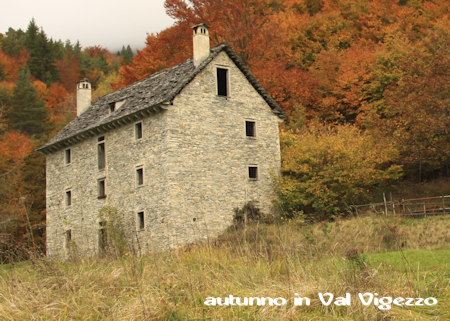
[24,19,59,85]
[1,27,26,57]
[9,67,51,137]
[120,45,134,65]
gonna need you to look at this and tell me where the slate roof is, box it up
[38,43,287,154]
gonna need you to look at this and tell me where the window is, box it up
[98,137,105,170]
[109,102,115,112]
[65,148,71,164]
[135,122,143,140]
[66,190,72,206]
[98,178,106,199]
[65,230,72,249]
[248,166,258,180]
[98,222,107,258]
[136,167,144,186]
[217,67,228,96]
[137,211,145,230]
[246,121,256,137]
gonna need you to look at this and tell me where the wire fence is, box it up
[349,194,450,216]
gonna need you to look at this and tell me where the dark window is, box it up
[65,230,72,249]
[136,167,144,186]
[98,222,107,258]
[135,122,143,140]
[246,121,256,137]
[98,136,105,142]
[65,149,71,164]
[217,68,228,96]
[98,142,105,170]
[249,166,258,180]
[98,179,106,198]
[109,102,115,112]
[66,190,72,206]
[137,212,145,230]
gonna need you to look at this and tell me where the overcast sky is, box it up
[1,0,176,53]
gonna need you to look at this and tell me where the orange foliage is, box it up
[0,48,28,82]
[0,131,33,172]
[55,51,80,93]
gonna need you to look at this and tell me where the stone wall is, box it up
[46,51,281,259]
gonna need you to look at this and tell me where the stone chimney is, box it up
[192,23,210,67]
[77,78,91,116]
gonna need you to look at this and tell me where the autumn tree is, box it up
[279,123,402,219]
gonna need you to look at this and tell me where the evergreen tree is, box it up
[120,45,134,65]
[9,67,51,137]
[1,28,26,57]
[24,19,59,85]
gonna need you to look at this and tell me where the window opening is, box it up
[217,68,228,96]
[135,122,143,140]
[65,149,71,164]
[249,166,258,180]
[66,190,72,206]
[109,102,115,113]
[65,230,72,249]
[98,142,105,170]
[136,167,144,186]
[137,212,145,230]
[98,222,107,258]
[98,179,106,198]
[246,121,256,137]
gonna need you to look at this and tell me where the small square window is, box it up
[98,179,106,199]
[66,190,72,206]
[65,149,71,164]
[135,122,143,140]
[137,211,145,230]
[217,67,228,97]
[98,136,105,142]
[246,121,256,137]
[136,167,144,186]
[109,102,115,113]
[249,166,258,180]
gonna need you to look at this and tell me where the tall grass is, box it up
[0,215,449,320]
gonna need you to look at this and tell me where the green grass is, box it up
[366,249,450,273]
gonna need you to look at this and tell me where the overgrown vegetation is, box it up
[278,123,402,220]
[0,214,449,320]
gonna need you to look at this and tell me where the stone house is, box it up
[38,24,287,258]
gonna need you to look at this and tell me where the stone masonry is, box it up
[40,27,287,259]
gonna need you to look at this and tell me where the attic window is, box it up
[217,67,229,97]
[109,102,116,113]
[248,166,258,180]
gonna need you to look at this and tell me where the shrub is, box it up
[278,122,402,220]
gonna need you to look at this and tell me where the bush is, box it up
[278,122,402,220]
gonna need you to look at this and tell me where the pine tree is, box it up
[120,45,134,65]
[24,19,59,85]
[9,67,51,137]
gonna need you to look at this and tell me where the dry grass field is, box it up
[0,214,449,320]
